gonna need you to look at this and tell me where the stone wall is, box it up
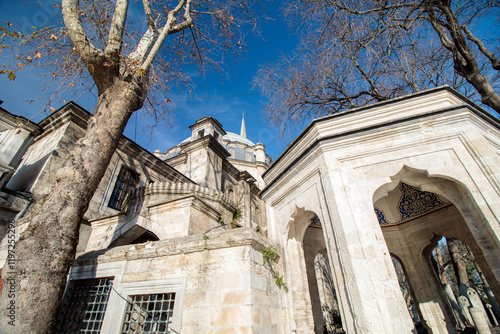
[261,87,500,333]
[71,228,283,334]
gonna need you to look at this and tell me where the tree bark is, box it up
[434,245,449,284]
[447,238,469,287]
[0,78,144,333]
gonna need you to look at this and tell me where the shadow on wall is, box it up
[6,152,52,192]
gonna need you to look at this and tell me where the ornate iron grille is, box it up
[121,293,176,333]
[56,277,114,333]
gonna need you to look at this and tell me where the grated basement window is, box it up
[121,293,176,333]
[56,277,114,334]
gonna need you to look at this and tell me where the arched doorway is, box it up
[391,255,426,332]
[285,208,344,333]
[430,237,500,331]
[315,252,343,332]
[374,173,500,333]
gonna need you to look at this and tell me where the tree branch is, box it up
[104,0,129,64]
[424,7,454,50]
[462,24,500,70]
[140,0,192,72]
[61,0,104,66]
[435,2,500,112]
[342,37,386,102]
[332,1,421,16]
[142,0,157,33]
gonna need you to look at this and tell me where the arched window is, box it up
[227,188,235,202]
[253,204,260,226]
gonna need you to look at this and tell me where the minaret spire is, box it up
[240,113,247,139]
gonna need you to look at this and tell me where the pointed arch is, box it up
[373,165,500,333]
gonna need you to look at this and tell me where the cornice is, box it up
[117,138,193,184]
[189,116,227,136]
[0,107,41,134]
[73,228,268,266]
[261,88,500,197]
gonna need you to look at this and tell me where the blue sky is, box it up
[0,1,299,160]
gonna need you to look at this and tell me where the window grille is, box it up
[121,293,176,334]
[108,166,139,211]
[56,277,114,334]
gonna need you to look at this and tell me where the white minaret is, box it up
[240,113,247,139]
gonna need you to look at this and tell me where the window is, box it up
[120,278,186,334]
[213,132,219,141]
[56,277,114,334]
[108,166,139,211]
[58,268,186,334]
[227,188,235,202]
[253,204,260,226]
[121,293,176,333]
[197,129,205,138]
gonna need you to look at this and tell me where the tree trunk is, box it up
[0,78,144,333]
[435,245,449,284]
[447,238,469,287]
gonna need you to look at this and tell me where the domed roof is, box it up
[174,114,254,148]
[223,132,255,147]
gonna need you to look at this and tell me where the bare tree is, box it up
[255,0,500,136]
[0,0,257,332]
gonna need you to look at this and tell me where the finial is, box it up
[240,113,247,139]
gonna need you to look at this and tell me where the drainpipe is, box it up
[15,191,34,220]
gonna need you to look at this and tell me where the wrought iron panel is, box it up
[121,293,176,333]
[56,277,114,334]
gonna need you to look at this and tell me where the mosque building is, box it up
[1,86,500,333]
